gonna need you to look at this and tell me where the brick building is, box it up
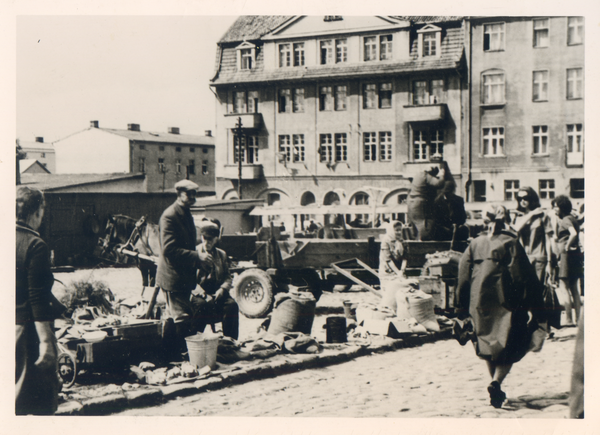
[52,121,216,193]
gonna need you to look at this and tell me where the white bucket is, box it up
[185,333,220,370]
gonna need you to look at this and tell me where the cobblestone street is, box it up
[115,327,577,418]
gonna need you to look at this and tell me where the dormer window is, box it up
[236,41,256,70]
[417,25,442,58]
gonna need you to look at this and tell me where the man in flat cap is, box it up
[191,220,239,339]
[157,180,213,358]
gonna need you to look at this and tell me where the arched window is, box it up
[323,191,340,206]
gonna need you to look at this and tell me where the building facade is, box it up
[211,16,468,225]
[465,16,584,206]
[52,121,216,193]
[18,137,56,173]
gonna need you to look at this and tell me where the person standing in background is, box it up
[16,186,65,415]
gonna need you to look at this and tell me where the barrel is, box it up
[268,293,316,335]
[325,316,347,343]
[185,333,219,369]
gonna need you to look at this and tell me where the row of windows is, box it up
[481,124,583,157]
[472,178,584,203]
[483,17,583,52]
[232,124,583,166]
[138,144,207,154]
[482,67,583,104]
[138,158,208,175]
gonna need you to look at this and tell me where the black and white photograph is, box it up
[4,1,598,433]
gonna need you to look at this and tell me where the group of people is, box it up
[15,180,239,415]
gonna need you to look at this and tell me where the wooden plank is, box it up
[355,258,380,279]
[331,264,382,298]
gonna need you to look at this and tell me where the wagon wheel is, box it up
[232,269,274,318]
[57,352,77,388]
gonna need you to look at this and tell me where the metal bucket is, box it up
[185,333,219,369]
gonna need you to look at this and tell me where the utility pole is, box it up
[235,117,243,200]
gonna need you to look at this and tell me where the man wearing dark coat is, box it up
[157,180,213,357]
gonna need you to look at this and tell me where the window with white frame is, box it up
[335,85,347,111]
[279,43,291,67]
[363,84,377,109]
[158,158,166,172]
[320,40,333,64]
[175,159,181,174]
[422,32,437,56]
[567,68,583,99]
[139,157,146,172]
[379,132,393,161]
[241,49,253,69]
[234,91,247,113]
[412,129,444,161]
[533,70,549,101]
[566,124,583,166]
[532,126,549,155]
[319,86,333,111]
[539,179,555,199]
[364,36,377,61]
[504,180,520,201]
[567,17,584,45]
[533,19,549,48]
[380,35,393,60]
[364,35,393,61]
[379,83,392,108]
[413,79,444,105]
[202,160,208,175]
[335,133,348,162]
[278,135,292,162]
[482,127,505,156]
[319,134,334,162]
[293,43,305,66]
[363,133,377,161]
[336,39,348,63]
[293,134,305,162]
[293,88,304,113]
[482,71,505,104]
[484,23,505,51]
[234,135,259,164]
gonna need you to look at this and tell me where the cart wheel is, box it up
[57,352,77,388]
[232,269,274,318]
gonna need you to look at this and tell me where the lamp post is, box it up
[235,117,243,200]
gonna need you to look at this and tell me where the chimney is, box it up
[90,120,99,128]
[128,123,140,132]
[168,127,180,135]
[35,137,44,143]
[205,130,212,137]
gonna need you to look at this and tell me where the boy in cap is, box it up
[192,220,239,339]
[157,179,214,358]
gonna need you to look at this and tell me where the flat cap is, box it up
[174,179,200,192]
[198,221,220,238]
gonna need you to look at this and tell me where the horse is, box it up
[99,214,161,291]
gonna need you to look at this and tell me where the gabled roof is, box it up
[219,15,464,44]
[19,159,51,174]
[60,127,215,146]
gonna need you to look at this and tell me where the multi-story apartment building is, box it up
[210,16,468,225]
[52,121,216,193]
[465,17,584,205]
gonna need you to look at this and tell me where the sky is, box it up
[16,15,238,142]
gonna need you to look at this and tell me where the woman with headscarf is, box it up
[513,187,552,283]
[456,204,547,409]
[379,220,411,318]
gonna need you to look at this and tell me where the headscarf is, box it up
[484,204,511,238]
[385,220,404,241]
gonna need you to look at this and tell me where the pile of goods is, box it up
[423,250,462,278]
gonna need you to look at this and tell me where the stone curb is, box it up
[56,328,452,416]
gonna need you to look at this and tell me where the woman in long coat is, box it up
[456,205,546,408]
